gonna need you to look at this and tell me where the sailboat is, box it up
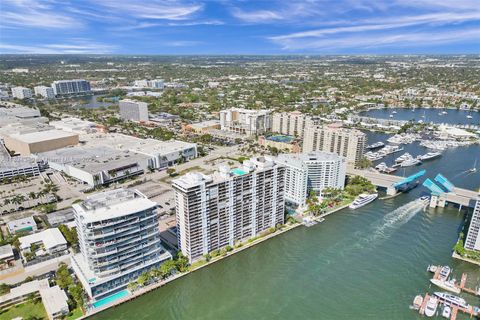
[469,159,477,173]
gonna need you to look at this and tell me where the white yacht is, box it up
[418,152,441,161]
[366,141,385,150]
[433,292,469,309]
[375,162,387,171]
[469,159,477,173]
[425,297,438,317]
[392,110,397,114]
[400,157,422,167]
[430,278,460,294]
[467,115,473,119]
[349,193,378,209]
[395,152,412,163]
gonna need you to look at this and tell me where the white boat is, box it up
[442,111,448,115]
[392,110,397,114]
[430,279,461,294]
[401,158,422,167]
[433,292,469,309]
[389,114,394,118]
[469,159,477,173]
[442,305,451,318]
[467,115,473,119]
[418,152,441,161]
[425,297,438,317]
[395,152,412,163]
[439,266,451,280]
[413,295,423,310]
[427,265,438,273]
[375,162,387,171]
[367,141,385,150]
[349,193,378,209]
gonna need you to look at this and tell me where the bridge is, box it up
[422,174,479,208]
[348,168,479,208]
[347,168,424,195]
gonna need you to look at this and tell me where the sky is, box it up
[0,0,479,55]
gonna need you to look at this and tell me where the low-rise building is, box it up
[11,87,32,99]
[184,120,221,134]
[50,117,99,134]
[258,135,301,153]
[19,228,68,263]
[276,152,347,207]
[0,279,69,320]
[7,216,38,234]
[0,142,41,180]
[3,129,79,156]
[39,285,69,319]
[71,189,172,300]
[0,244,15,270]
[36,146,148,187]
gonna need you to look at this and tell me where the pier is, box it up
[430,265,479,296]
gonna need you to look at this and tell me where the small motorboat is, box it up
[439,266,451,280]
[442,305,451,318]
[413,295,423,310]
[427,265,438,273]
[425,297,438,317]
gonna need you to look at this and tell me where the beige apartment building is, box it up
[302,123,366,168]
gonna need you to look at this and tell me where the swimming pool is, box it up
[92,289,129,308]
[231,168,247,176]
[267,135,294,143]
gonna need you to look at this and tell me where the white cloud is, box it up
[272,28,480,51]
[164,40,203,47]
[231,9,284,23]
[0,41,116,54]
[98,0,203,20]
[1,0,80,29]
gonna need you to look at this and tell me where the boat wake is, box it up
[355,199,426,248]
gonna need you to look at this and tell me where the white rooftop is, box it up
[39,285,69,317]
[0,244,13,260]
[73,188,157,223]
[7,216,36,232]
[8,129,78,144]
[19,228,67,251]
[276,151,345,168]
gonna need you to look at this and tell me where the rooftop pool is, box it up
[231,168,247,176]
[266,135,294,143]
[93,290,129,309]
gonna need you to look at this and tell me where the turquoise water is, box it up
[92,290,130,308]
[93,131,480,320]
[231,168,247,176]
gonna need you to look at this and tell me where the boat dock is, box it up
[429,265,480,297]
[414,293,478,319]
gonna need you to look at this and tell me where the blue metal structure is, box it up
[434,173,455,192]
[422,178,444,194]
[392,170,426,189]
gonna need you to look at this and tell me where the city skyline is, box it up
[1,0,479,55]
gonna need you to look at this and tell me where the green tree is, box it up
[55,263,73,289]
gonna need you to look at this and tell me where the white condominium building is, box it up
[276,152,346,207]
[34,86,55,99]
[71,189,172,300]
[219,108,272,136]
[465,199,480,251]
[302,123,366,168]
[11,87,33,99]
[119,99,149,122]
[272,111,307,137]
[51,79,91,96]
[172,157,285,262]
